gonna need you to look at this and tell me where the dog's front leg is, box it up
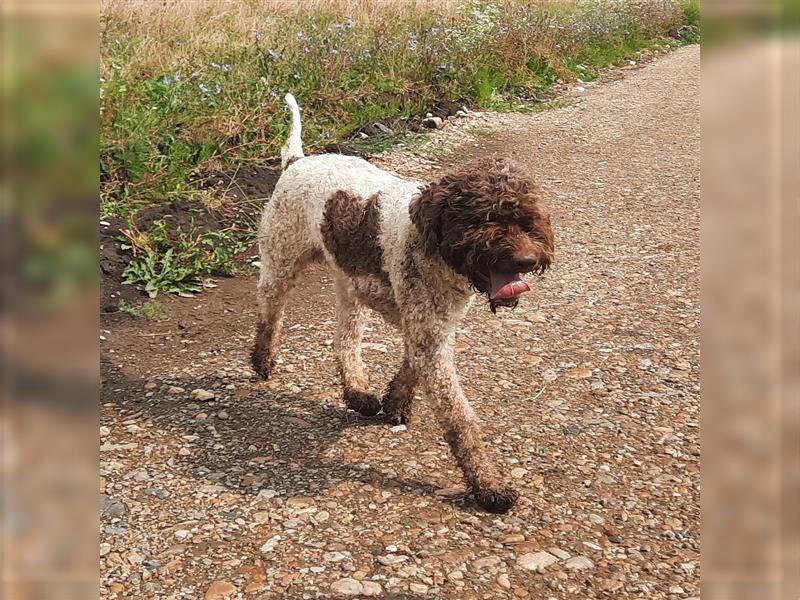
[409,337,518,513]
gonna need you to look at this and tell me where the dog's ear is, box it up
[409,185,443,256]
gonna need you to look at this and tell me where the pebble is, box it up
[323,551,348,562]
[422,116,444,129]
[548,547,571,561]
[390,424,407,433]
[518,551,559,572]
[565,556,595,571]
[446,570,464,582]
[330,578,362,596]
[510,467,527,478]
[260,535,281,553]
[361,581,382,596]
[204,580,237,599]
[500,533,525,544]
[497,573,511,589]
[191,389,216,401]
[313,510,330,524]
[99,543,111,557]
[378,554,409,566]
[409,582,429,594]
[217,411,229,420]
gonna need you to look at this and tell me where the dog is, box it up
[252,94,554,512]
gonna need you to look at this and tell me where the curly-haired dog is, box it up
[252,94,554,512]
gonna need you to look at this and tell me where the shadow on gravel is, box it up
[101,356,480,511]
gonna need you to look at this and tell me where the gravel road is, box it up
[101,45,699,599]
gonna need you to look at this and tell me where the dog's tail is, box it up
[280,93,304,169]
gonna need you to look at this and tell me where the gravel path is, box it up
[101,45,699,599]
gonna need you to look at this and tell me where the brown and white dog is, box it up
[252,94,554,512]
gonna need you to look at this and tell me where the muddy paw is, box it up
[344,389,382,417]
[473,486,519,513]
[250,349,275,381]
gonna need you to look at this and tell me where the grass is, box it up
[100,0,698,298]
[118,299,168,320]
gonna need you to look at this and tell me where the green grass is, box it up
[117,299,168,320]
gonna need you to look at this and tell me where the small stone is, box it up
[324,551,347,562]
[260,535,281,553]
[496,573,511,589]
[313,510,330,524]
[100,494,125,519]
[330,578,362,596]
[599,578,623,592]
[500,533,525,544]
[374,123,393,135]
[547,547,570,561]
[518,551,559,572]
[285,496,315,509]
[361,581,382,596]
[144,382,157,390]
[512,585,529,598]
[217,411,229,420]
[510,467,527,479]
[390,424,407,433]
[167,386,185,394]
[589,513,605,525]
[100,426,110,436]
[565,556,594,571]
[473,556,501,570]
[669,585,685,594]
[204,580,237,599]
[100,543,111,557]
[422,116,444,129]
[257,489,278,499]
[447,570,464,582]
[455,110,468,118]
[252,511,270,524]
[409,582,429,594]
[191,389,216,401]
[378,554,409,566]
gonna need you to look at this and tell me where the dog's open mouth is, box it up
[489,271,530,302]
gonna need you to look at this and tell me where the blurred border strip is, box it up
[701,2,800,597]
[2,0,99,599]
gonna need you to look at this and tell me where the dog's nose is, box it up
[512,252,539,271]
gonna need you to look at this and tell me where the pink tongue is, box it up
[489,271,530,300]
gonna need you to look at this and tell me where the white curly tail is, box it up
[281,93,304,169]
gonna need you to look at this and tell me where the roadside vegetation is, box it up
[100,0,699,299]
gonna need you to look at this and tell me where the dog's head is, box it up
[409,158,554,312]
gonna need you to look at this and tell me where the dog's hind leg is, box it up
[333,275,381,416]
[251,235,319,380]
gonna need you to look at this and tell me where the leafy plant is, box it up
[119,219,250,297]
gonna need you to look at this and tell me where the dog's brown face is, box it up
[409,158,554,312]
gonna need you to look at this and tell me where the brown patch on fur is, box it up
[409,158,555,304]
[284,156,301,168]
[321,191,385,277]
[251,320,277,379]
[382,359,417,425]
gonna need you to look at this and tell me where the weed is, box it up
[119,220,250,297]
[118,299,168,320]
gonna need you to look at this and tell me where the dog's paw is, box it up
[344,389,382,417]
[250,351,275,381]
[381,393,411,426]
[473,486,519,513]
